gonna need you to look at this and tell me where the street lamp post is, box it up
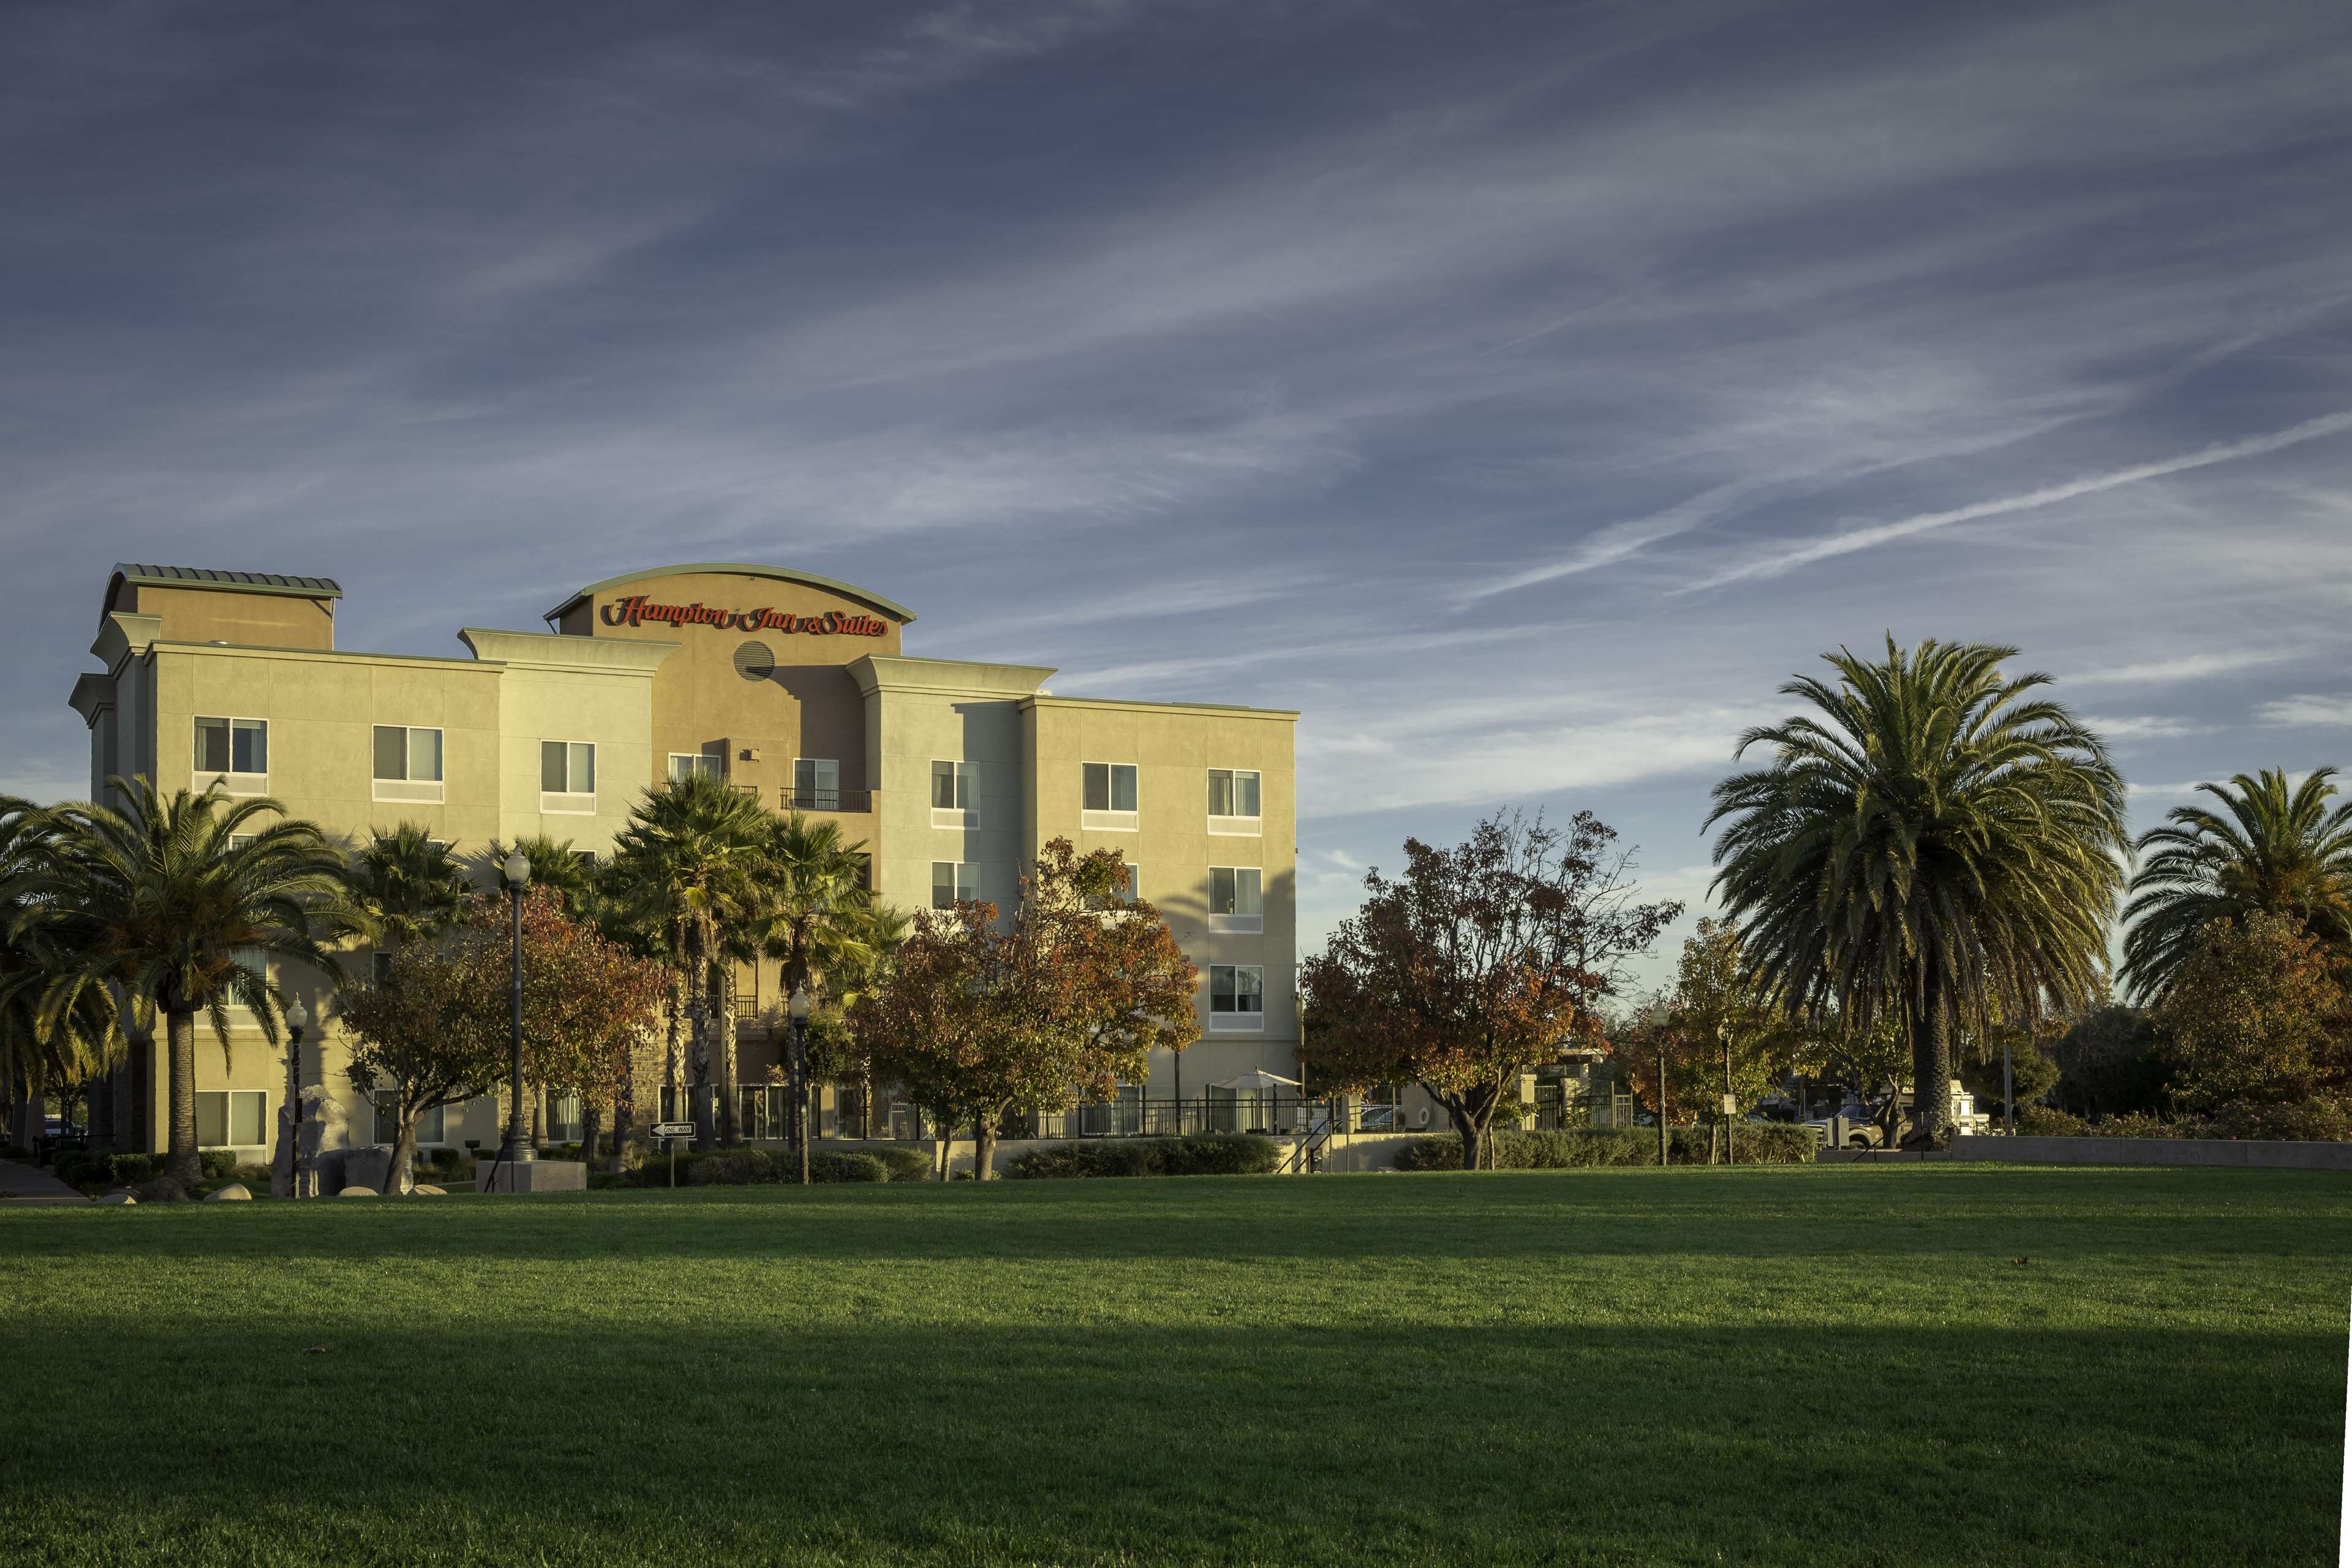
[500,850,532,1183]
[788,985,811,1187]
[277,999,309,1200]
[1719,1021,1736,1167]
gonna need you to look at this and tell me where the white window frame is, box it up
[930,861,980,910]
[1207,965,1266,1032]
[1081,761,1139,832]
[1208,866,1264,933]
[1208,767,1262,837]
[667,751,725,785]
[372,725,446,804]
[930,760,978,828]
[194,715,270,795]
[197,1089,269,1148]
[791,756,843,812]
[540,739,597,815]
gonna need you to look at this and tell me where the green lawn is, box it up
[0,1166,2343,1566]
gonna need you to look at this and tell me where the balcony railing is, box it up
[781,786,872,813]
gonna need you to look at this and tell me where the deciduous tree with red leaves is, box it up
[861,840,1197,1180]
[1300,810,1679,1170]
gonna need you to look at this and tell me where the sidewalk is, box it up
[0,1160,90,1204]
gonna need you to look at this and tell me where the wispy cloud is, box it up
[1680,411,2352,592]
[2255,695,2352,728]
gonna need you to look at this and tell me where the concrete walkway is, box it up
[0,1159,89,1203]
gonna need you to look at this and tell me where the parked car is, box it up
[36,1116,88,1161]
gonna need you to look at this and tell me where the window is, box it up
[1209,867,1263,933]
[546,1093,581,1145]
[931,861,979,909]
[1088,864,1140,911]
[229,948,266,1011]
[197,1090,268,1147]
[372,951,394,984]
[1082,761,1139,829]
[194,717,268,791]
[796,757,843,811]
[930,760,976,825]
[225,834,257,854]
[540,740,596,812]
[1209,769,1262,834]
[668,751,723,783]
[740,1084,788,1140]
[1208,965,1265,1031]
[372,725,445,802]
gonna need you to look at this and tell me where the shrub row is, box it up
[627,1143,935,1186]
[53,1148,237,1189]
[1004,1134,1284,1179]
[2015,1098,2352,1142]
[1393,1125,1818,1171]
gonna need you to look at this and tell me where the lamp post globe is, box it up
[501,850,532,1172]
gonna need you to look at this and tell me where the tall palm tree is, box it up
[610,773,771,1145]
[2122,767,2352,1003]
[747,813,888,1178]
[1707,638,2127,1145]
[0,797,122,1153]
[25,778,364,1188]
[352,824,470,954]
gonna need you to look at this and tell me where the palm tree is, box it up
[485,834,598,914]
[352,824,470,955]
[747,813,888,1178]
[586,850,680,1171]
[0,797,122,1153]
[25,778,364,1188]
[1707,638,2127,1145]
[2122,767,2352,1003]
[610,774,771,1145]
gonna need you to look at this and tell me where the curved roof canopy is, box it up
[545,563,914,625]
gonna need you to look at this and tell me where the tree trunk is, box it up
[1909,971,1953,1147]
[973,1114,998,1182]
[611,1055,635,1175]
[579,1102,603,1168]
[164,1007,200,1188]
[717,964,740,1146]
[386,1114,418,1196]
[1446,1100,1483,1172]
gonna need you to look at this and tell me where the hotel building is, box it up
[67,562,1299,1162]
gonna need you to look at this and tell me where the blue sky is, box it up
[6,1,2350,987]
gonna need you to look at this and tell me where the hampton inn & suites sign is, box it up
[600,596,889,636]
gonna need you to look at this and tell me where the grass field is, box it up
[1,1166,2345,1566]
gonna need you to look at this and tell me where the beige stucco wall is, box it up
[113,580,336,651]
[458,628,673,854]
[855,655,1052,919]
[147,643,506,851]
[1020,696,1300,1096]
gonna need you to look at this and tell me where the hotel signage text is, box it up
[601,597,889,636]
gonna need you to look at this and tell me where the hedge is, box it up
[53,1148,238,1189]
[1004,1134,1284,1180]
[1392,1125,1817,1171]
[2016,1097,2352,1142]
[623,1144,939,1186]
